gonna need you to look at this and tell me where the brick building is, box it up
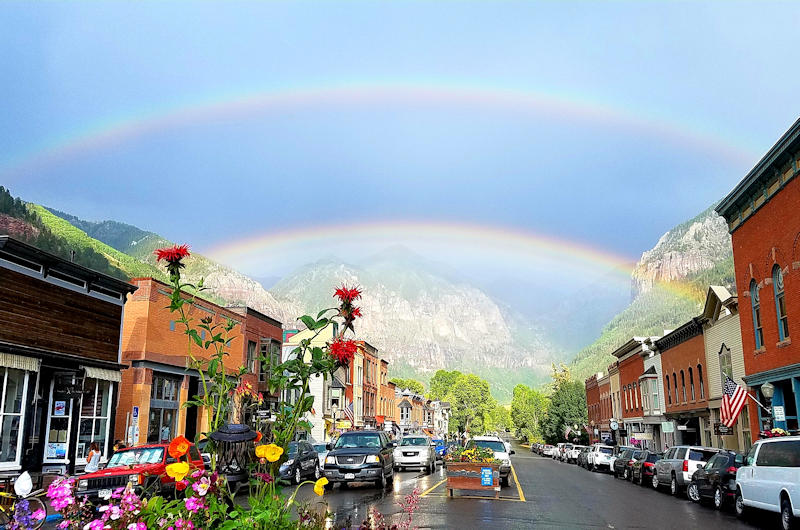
[717,118,800,437]
[597,373,611,442]
[0,237,136,474]
[117,277,244,445]
[359,342,379,429]
[585,373,601,443]
[613,338,647,446]
[377,359,395,430]
[656,319,709,446]
[608,361,621,441]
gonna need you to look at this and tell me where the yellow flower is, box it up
[165,461,190,481]
[314,477,328,496]
[255,443,284,462]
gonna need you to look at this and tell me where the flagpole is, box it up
[746,391,772,414]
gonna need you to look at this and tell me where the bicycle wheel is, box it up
[0,505,10,527]
[26,496,47,530]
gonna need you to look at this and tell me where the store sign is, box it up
[661,421,675,433]
[617,428,628,437]
[714,422,731,435]
[773,406,786,422]
[633,432,652,440]
[481,467,493,486]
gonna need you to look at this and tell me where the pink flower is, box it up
[191,476,211,497]
[31,508,46,520]
[184,496,204,513]
[83,520,106,530]
[128,524,147,530]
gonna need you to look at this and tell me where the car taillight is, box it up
[727,466,738,474]
[644,462,654,468]
[682,461,688,472]
[628,460,635,465]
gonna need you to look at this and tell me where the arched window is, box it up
[774,265,789,341]
[624,386,629,411]
[634,383,639,409]
[698,364,705,399]
[751,280,764,349]
[665,375,671,405]
[689,367,695,401]
[673,373,678,404]
[680,370,686,402]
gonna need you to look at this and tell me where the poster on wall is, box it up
[45,443,67,460]
[54,401,66,416]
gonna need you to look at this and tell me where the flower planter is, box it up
[445,462,500,498]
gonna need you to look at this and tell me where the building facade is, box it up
[0,237,136,474]
[701,286,752,452]
[608,361,621,442]
[614,338,646,446]
[116,278,244,447]
[585,373,601,444]
[656,319,709,446]
[359,342,379,429]
[597,373,612,443]
[639,336,665,451]
[717,119,800,438]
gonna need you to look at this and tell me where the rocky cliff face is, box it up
[631,205,732,296]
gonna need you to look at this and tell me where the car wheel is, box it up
[387,468,394,484]
[735,489,746,519]
[430,460,436,475]
[714,486,723,510]
[314,463,321,480]
[783,498,796,530]
[294,468,302,484]
[377,469,387,490]
[670,474,679,496]
[687,482,700,503]
[651,474,660,490]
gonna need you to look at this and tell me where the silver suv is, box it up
[653,445,719,495]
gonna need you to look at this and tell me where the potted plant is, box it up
[443,446,501,498]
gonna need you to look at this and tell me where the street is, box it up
[292,440,781,529]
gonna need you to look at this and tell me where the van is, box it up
[736,436,800,529]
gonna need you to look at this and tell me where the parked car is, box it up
[432,438,447,460]
[577,447,591,468]
[393,435,437,473]
[609,445,633,471]
[77,443,205,502]
[735,436,800,528]
[542,444,555,457]
[558,443,574,462]
[279,440,320,484]
[566,445,587,464]
[313,442,329,471]
[466,435,515,487]
[530,442,539,453]
[653,445,719,496]
[613,448,644,480]
[323,430,395,489]
[631,451,663,486]
[587,443,615,472]
[687,449,743,509]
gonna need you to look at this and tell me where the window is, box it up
[247,341,257,374]
[0,368,28,469]
[400,407,410,421]
[774,265,789,340]
[652,379,659,410]
[698,364,705,399]
[169,320,176,332]
[78,378,112,462]
[689,367,695,401]
[719,345,732,383]
[680,370,686,402]
[666,376,672,405]
[756,441,800,467]
[751,280,764,349]
[259,340,280,383]
[673,373,678,405]
[624,386,629,411]
[635,383,640,409]
[642,380,649,411]
[149,375,180,443]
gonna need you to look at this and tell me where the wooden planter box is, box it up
[444,461,500,498]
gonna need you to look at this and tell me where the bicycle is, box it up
[0,472,47,530]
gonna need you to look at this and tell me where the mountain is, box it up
[270,250,556,400]
[568,204,735,382]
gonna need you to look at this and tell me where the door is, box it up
[657,447,675,483]
[43,376,74,467]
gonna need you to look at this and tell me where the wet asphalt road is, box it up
[296,439,783,529]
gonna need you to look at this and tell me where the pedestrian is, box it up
[84,442,101,473]
[112,439,127,454]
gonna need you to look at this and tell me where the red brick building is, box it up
[585,373,601,443]
[597,374,611,442]
[613,338,646,445]
[655,319,709,446]
[717,118,800,437]
[358,342,379,429]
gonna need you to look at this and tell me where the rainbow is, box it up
[1,79,759,180]
[203,219,705,302]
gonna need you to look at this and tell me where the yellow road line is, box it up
[419,478,447,497]
[425,494,524,502]
[511,464,526,502]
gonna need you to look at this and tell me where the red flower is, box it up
[154,244,191,264]
[334,285,362,304]
[351,307,363,318]
[176,480,188,491]
[329,338,357,365]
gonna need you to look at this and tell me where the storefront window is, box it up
[78,378,112,462]
[148,375,180,443]
[0,369,28,467]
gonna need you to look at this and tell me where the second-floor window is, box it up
[689,367,695,401]
[247,341,257,373]
[652,379,659,409]
[400,407,410,421]
[680,370,686,402]
[698,364,705,399]
[751,280,764,349]
[719,344,732,383]
[774,265,789,341]
[259,340,280,383]
[672,373,678,404]
[665,375,671,405]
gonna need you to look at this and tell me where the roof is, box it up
[226,305,282,328]
[0,235,137,298]
[655,318,704,353]
[701,285,737,321]
[717,116,800,221]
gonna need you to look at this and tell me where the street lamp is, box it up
[761,382,775,431]
[331,404,339,440]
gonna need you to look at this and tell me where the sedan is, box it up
[688,450,744,509]
[631,451,662,486]
[279,441,320,484]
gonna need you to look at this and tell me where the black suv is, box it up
[688,449,744,509]
[322,430,395,489]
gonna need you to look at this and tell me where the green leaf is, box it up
[299,315,316,330]
[187,329,202,347]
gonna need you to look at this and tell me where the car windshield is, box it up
[400,438,428,446]
[647,454,662,462]
[688,449,717,462]
[106,447,164,468]
[470,440,506,452]
[313,444,327,453]
[288,442,299,456]
[599,447,613,455]
[335,434,382,449]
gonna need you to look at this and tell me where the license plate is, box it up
[403,452,416,457]
[344,473,355,480]
[98,489,112,500]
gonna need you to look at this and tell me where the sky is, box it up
[2,1,799,314]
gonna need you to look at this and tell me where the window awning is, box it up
[82,365,122,382]
[0,353,40,372]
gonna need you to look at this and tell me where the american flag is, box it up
[721,376,748,428]
[343,401,355,423]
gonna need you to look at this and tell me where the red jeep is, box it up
[77,443,205,502]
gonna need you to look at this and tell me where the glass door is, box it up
[43,378,72,464]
